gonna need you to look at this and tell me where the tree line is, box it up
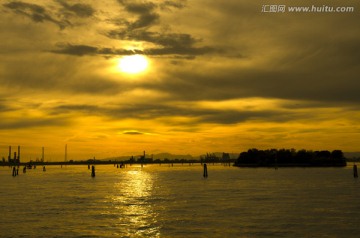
[235,148,346,167]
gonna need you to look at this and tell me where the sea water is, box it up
[1,164,360,237]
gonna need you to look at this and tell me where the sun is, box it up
[118,55,149,74]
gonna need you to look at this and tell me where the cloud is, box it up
[51,42,216,57]
[108,30,214,55]
[117,0,159,29]
[51,43,143,56]
[50,102,301,125]
[50,104,100,117]
[106,0,215,58]
[0,52,124,95]
[137,53,360,104]
[51,44,98,56]
[115,0,188,30]
[0,117,69,130]
[122,130,145,135]
[3,1,70,29]
[0,99,15,113]
[56,0,95,18]
[160,0,187,10]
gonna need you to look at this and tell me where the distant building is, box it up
[222,153,230,160]
[202,153,220,162]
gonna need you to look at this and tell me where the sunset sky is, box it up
[1,0,359,161]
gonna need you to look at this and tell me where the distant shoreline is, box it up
[234,163,347,168]
[0,161,348,168]
[0,160,233,167]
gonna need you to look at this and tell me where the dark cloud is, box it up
[107,21,215,57]
[118,0,156,14]
[0,117,69,130]
[51,43,143,56]
[3,1,70,29]
[122,131,145,135]
[145,45,216,56]
[4,0,217,59]
[160,0,187,10]
[115,0,187,30]
[0,99,15,113]
[51,42,216,57]
[52,44,98,56]
[109,30,197,48]
[117,0,159,29]
[108,0,215,58]
[51,102,300,125]
[51,104,100,115]
[56,0,95,18]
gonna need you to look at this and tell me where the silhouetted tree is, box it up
[235,148,346,167]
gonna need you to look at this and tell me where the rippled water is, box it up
[1,164,360,237]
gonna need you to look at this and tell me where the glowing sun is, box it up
[118,55,149,74]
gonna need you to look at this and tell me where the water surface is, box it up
[1,164,359,237]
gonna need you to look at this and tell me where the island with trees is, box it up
[234,148,346,167]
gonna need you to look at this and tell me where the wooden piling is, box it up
[23,166,26,173]
[353,164,358,178]
[43,166,46,172]
[12,167,16,177]
[203,163,208,178]
[91,165,95,177]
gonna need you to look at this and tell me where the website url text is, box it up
[261,5,355,13]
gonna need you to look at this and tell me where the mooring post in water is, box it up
[12,167,16,177]
[23,166,26,173]
[353,164,358,178]
[88,164,90,169]
[203,163,208,178]
[91,165,95,177]
[43,166,46,172]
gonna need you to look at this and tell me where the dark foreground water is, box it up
[1,164,360,237]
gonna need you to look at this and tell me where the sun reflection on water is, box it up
[110,168,160,237]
